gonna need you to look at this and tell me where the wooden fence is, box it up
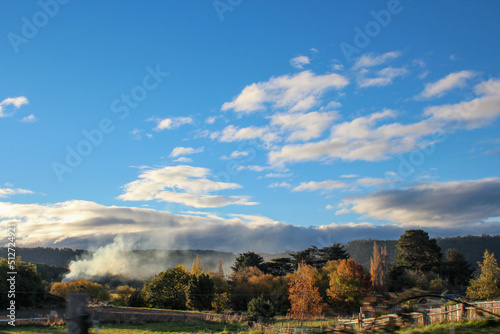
[339,300,500,331]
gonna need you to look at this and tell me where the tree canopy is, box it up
[396,229,442,272]
[466,250,500,300]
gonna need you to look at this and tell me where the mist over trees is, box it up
[2,230,500,319]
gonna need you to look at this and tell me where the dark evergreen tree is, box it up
[231,252,264,272]
[442,248,474,294]
[396,229,442,272]
[262,257,294,276]
[186,273,215,310]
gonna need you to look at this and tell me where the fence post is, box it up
[66,293,90,334]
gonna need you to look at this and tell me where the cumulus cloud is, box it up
[0,96,29,118]
[170,146,204,157]
[420,70,477,98]
[270,110,338,142]
[344,178,500,227]
[221,70,349,114]
[0,187,34,198]
[290,55,310,69]
[149,116,193,131]
[118,165,257,208]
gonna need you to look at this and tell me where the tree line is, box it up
[2,229,500,320]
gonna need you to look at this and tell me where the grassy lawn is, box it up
[0,321,250,334]
[396,319,500,333]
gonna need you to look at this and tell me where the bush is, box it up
[247,295,275,323]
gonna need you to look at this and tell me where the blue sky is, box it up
[1,0,500,252]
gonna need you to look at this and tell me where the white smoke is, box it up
[65,235,169,281]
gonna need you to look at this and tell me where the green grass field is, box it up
[1,318,499,334]
[396,319,500,333]
[0,321,249,334]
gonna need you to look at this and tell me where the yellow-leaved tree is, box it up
[287,263,323,320]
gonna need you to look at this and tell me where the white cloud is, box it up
[265,172,293,178]
[352,51,401,69]
[118,165,257,208]
[236,165,273,172]
[220,150,250,160]
[420,70,477,98]
[170,146,204,157]
[173,157,193,163]
[424,78,500,128]
[130,128,152,140]
[149,116,193,131]
[0,96,28,118]
[270,110,338,142]
[269,109,439,166]
[335,208,350,215]
[357,66,409,88]
[324,101,342,109]
[206,116,218,124]
[355,177,388,188]
[0,200,406,252]
[221,70,349,114]
[292,180,347,192]
[20,114,37,123]
[0,187,33,198]
[340,174,359,178]
[1,199,499,253]
[269,182,291,189]
[290,55,310,69]
[212,125,278,144]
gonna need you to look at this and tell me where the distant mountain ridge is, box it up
[2,234,499,273]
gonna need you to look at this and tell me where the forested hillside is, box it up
[346,235,500,270]
[3,234,499,273]
[0,247,85,266]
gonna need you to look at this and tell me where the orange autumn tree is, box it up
[327,259,371,313]
[287,263,323,320]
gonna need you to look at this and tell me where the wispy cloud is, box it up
[170,146,204,157]
[290,55,310,69]
[148,116,193,131]
[352,51,401,70]
[420,70,477,98]
[20,114,37,123]
[292,180,347,192]
[0,187,34,198]
[269,182,292,189]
